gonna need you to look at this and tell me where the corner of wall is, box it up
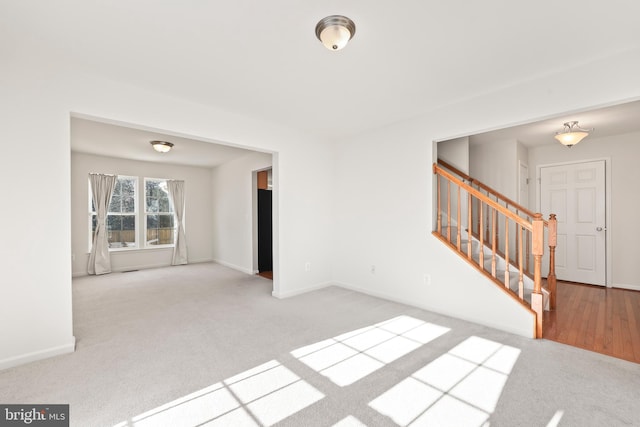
[271,281,333,299]
[0,336,76,371]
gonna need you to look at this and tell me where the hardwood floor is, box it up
[543,281,640,364]
[257,271,273,280]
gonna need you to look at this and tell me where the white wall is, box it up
[517,141,530,208]
[333,116,535,337]
[517,141,529,170]
[0,55,335,369]
[470,139,519,201]
[469,138,530,255]
[438,137,469,173]
[528,131,640,289]
[71,152,214,276]
[211,151,272,274]
[1,40,639,368]
[437,137,470,231]
[332,48,640,338]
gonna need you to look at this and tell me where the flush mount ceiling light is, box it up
[150,140,174,153]
[554,121,593,147]
[315,15,356,51]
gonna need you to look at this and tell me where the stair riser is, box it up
[439,233,551,311]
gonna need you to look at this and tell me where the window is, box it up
[144,178,175,247]
[89,176,138,250]
[88,176,178,251]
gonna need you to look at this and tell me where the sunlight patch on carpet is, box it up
[332,415,368,426]
[113,359,323,427]
[546,410,565,427]
[291,315,450,386]
[368,336,521,426]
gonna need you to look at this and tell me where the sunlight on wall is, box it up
[113,360,323,427]
[291,315,451,386]
[368,336,521,426]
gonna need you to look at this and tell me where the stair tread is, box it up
[440,231,550,311]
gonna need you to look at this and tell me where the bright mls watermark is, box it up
[0,405,69,426]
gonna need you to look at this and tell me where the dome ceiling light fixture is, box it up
[554,121,593,147]
[315,15,356,51]
[150,140,174,153]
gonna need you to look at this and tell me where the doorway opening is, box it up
[255,169,273,280]
[71,113,278,296]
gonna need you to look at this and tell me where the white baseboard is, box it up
[333,281,535,339]
[613,283,640,291]
[74,262,171,276]
[333,281,423,308]
[189,258,214,264]
[212,259,254,275]
[73,259,215,277]
[0,337,76,371]
[272,281,333,299]
[112,262,170,272]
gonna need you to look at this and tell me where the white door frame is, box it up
[536,157,612,287]
[518,161,529,206]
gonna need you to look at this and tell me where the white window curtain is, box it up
[88,173,117,275]
[168,180,188,265]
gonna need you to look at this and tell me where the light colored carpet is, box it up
[1,262,639,427]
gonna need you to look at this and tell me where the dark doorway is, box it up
[257,188,273,273]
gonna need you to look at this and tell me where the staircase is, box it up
[444,225,550,310]
[433,160,558,338]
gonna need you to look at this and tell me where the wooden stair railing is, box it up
[433,161,557,338]
[438,159,538,274]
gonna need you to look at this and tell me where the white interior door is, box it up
[540,160,606,286]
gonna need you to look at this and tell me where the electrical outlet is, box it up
[371,265,376,274]
[305,262,311,272]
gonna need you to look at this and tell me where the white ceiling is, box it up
[4,1,640,144]
[469,99,640,147]
[71,117,257,168]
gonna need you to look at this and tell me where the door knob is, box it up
[596,226,606,232]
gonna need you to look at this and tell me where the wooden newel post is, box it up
[548,214,558,310]
[532,213,544,338]
[436,168,442,234]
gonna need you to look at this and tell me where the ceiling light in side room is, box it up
[554,121,593,147]
[315,15,356,51]
[150,140,174,153]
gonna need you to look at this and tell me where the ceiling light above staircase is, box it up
[554,121,593,147]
